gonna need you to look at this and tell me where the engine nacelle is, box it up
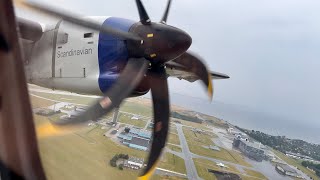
[27,16,149,96]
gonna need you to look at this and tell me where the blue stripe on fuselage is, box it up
[98,17,135,93]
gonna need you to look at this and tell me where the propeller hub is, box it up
[127,22,192,64]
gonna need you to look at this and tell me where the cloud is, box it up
[19,0,320,139]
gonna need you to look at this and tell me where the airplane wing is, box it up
[166,61,230,82]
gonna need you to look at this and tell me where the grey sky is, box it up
[17,0,320,140]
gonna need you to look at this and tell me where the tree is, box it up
[124,127,130,133]
[110,160,116,167]
[124,154,129,160]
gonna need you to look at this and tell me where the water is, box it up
[167,93,320,144]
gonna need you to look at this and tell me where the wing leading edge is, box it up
[166,61,229,82]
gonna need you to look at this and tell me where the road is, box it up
[31,86,302,180]
[155,168,187,179]
[174,123,255,175]
[176,124,201,180]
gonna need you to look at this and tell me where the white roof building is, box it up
[127,157,144,168]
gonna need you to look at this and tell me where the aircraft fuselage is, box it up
[24,16,149,96]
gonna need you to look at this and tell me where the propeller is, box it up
[171,51,214,100]
[139,66,170,180]
[36,57,149,137]
[135,0,151,25]
[23,0,229,179]
[160,0,172,23]
[20,1,141,41]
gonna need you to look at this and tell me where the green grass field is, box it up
[31,91,153,117]
[194,158,240,174]
[158,153,186,174]
[120,101,152,117]
[243,168,267,179]
[172,117,212,131]
[31,91,96,105]
[167,132,181,145]
[37,118,147,180]
[183,126,216,145]
[30,94,55,108]
[166,144,182,153]
[118,113,147,128]
[194,158,266,180]
[183,127,251,167]
[169,124,178,134]
[194,158,218,180]
[30,94,186,180]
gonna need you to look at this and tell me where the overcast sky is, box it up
[17,0,320,140]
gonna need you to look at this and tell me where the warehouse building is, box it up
[275,164,300,177]
[118,127,151,151]
[123,157,144,169]
[233,137,266,162]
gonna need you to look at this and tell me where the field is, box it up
[151,176,187,180]
[194,158,266,180]
[243,168,267,179]
[121,101,152,117]
[30,94,186,180]
[194,159,217,180]
[31,91,95,105]
[183,127,251,167]
[158,153,187,174]
[166,144,182,153]
[31,91,152,117]
[172,117,212,131]
[273,150,319,180]
[30,94,55,108]
[169,124,178,134]
[117,113,147,128]
[167,132,181,145]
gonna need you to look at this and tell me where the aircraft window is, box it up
[87,41,94,44]
[84,33,93,38]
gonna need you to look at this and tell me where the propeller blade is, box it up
[36,58,149,138]
[172,51,214,100]
[135,0,151,25]
[23,1,141,41]
[139,66,170,180]
[160,0,172,23]
[210,71,230,79]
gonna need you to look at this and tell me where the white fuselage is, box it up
[24,16,140,96]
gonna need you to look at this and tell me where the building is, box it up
[286,152,320,164]
[233,138,266,162]
[131,116,139,120]
[123,157,144,169]
[129,128,152,139]
[227,127,242,135]
[127,157,144,168]
[123,136,149,151]
[117,127,151,151]
[275,164,300,177]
